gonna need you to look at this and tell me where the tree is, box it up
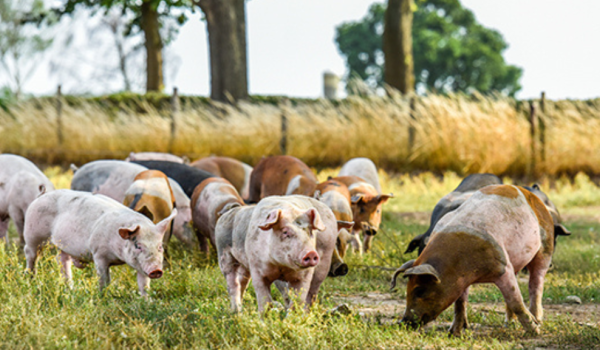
[335,0,522,96]
[383,0,414,94]
[195,0,248,102]
[58,0,190,93]
[0,0,54,99]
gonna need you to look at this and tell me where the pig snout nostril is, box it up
[366,228,377,236]
[335,263,349,276]
[148,270,163,279]
[301,251,320,267]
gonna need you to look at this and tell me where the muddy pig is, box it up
[215,195,338,312]
[391,185,568,335]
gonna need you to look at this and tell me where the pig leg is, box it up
[527,253,551,323]
[58,251,73,286]
[137,272,151,297]
[348,231,363,256]
[495,267,540,334]
[274,280,291,308]
[8,207,25,247]
[288,279,312,310]
[251,274,274,313]
[0,215,9,245]
[95,260,111,292]
[362,234,374,253]
[237,268,251,303]
[449,287,470,336]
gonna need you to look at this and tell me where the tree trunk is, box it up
[199,0,248,102]
[141,0,163,92]
[383,0,414,94]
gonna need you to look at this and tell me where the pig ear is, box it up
[390,259,415,290]
[218,202,242,217]
[555,224,571,236]
[404,264,441,283]
[313,190,321,200]
[306,208,326,231]
[119,225,140,240]
[532,183,541,190]
[377,193,393,204]
[138,205,155,222]
[351,194,365,204]
[258,209,281,231]
[155,208,178,234]
[336,220,354,231]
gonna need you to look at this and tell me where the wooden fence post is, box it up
[169,87,179,154]
[529,101,537,178]
[539,91,546,167]
[408,96,417,153]
[280,99,289,155]
[56,85,63,147]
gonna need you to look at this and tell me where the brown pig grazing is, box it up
[391,184,566,335]
[215,195,338,312]
[123,170,176,251]
[190,177,245,253]
[248,156,317,203]
[331,176,393,253]
[314,179,357,258]
[190,157,253,201]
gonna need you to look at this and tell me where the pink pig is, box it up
[391,185,562,335]
[215,195,338,312]
[0,154,54,246]
[23,189,177,296]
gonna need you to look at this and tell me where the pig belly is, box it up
[502,232,542,273]
[50,219,93,261]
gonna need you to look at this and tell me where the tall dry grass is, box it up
[1,94,599,176]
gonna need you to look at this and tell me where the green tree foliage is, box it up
[335,0,523,96]
[0,0,54,99]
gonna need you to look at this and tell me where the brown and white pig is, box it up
[123,170,176,251]
[71,160,194,248]
[23,189,177,296]
[248,156,318,203]
[314,179,357,258]
[215,195,338,312]
[0,154,55,246]
[190,177,245,253]
[332,175,393,252]
[190,156,253,201]
[390,184,566,335]
[125,152,189,164]
[338,157,382,193]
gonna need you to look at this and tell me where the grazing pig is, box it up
[215,195,338,312]
[191,156,253,200]
[405,173,503,255]
[248,156,317,203]
[71,160,194,247]
[131,160,215,197]
[331,176,393,253]
[0,154,55,245]
[314,179,356,258]
[338,157,382,193]
[391,185,567,335]
[123,170,176,249]
[125,152,189,164]
[23,190,177,296]
[190,177,245,253]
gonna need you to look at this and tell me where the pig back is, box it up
[71,161,147,202]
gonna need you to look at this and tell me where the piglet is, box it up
[24,189,177,296]
[215,195,338,312]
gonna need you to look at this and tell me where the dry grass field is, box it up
[2,94,600,177]
[1,167,599,348]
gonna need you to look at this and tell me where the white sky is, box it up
[6,0,600,100]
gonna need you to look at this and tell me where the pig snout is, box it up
[400,311,431,329]
[328,262,349,277]
[361,222,377,236]
[300,250,320,268]
[148,269,163,279]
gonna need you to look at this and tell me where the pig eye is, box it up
[134,241,142,250]
[158,245,163,252]
[413,287,426,298]
[359,207,365,214]
[282,229,291,238]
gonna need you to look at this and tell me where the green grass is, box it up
[1,169,600,348]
